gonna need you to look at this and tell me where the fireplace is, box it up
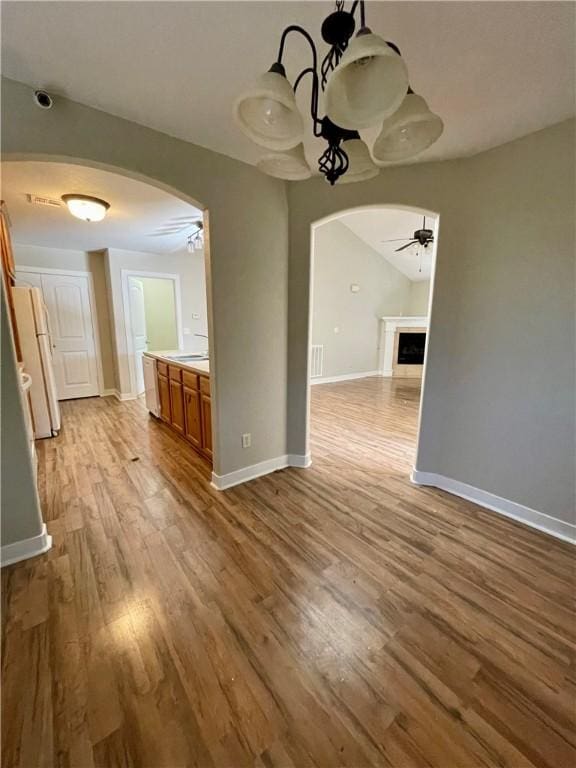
[379,316,428,378]
[397,332,426,365]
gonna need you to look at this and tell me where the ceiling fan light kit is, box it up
[234,0,443,185]
[373,91,444,162]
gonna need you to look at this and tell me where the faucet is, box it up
[194,333,209,355]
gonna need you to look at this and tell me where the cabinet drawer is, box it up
[200,376,211,396]
[182,370,199,391]
[157,360,168,377]
[168,365,182,381]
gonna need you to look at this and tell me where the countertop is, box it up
[144,350,210,376]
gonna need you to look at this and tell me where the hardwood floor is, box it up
[2,377,575,767]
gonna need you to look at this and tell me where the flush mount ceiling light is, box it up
[234,0,443,185]
[61,194,110,222]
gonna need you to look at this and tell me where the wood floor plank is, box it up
[2,379,575,766]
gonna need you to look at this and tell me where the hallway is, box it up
[2,379,574,767]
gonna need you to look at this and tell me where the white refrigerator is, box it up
[12,286,61,439]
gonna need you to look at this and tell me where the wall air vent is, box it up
[310,345,324,378]
[26,194,61,208]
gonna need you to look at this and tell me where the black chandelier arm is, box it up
[293,67,322,135]
[276,24,318,72]
[349,0,366,29]
[275,24,322,133]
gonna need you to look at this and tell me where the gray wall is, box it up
[312,219,411,378]
[2,76,289,476]
[288,119,575,524]
[3,76,574,527]
[1,284,44,546]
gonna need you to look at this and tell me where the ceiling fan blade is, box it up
[395,240,418,252]
[380,238,411,243]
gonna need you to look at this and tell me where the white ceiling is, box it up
[339,209,438,281]
[2,2,574,173]
[2,161,202,253]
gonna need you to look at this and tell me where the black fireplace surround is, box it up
[397,332,426,365]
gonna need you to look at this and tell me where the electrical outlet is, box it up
[242,433,251,448]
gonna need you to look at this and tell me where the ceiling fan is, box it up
[381,216,434,252]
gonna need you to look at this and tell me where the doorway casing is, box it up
[121,268,184,397]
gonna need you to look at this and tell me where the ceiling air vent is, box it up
[26,194,61,208]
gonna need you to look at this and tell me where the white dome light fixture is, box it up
[233,1,443,185]
[373,89,444,162]
[62,194,110,222]
[257,144,312,180]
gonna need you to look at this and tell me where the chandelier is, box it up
[234,1,443,185]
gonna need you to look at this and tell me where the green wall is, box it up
[138,277,178,351]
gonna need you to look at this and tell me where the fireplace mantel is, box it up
[379,316,428,377]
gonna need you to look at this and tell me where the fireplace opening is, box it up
[397,332,426,365]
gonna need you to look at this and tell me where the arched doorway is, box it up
[3,154,218,462]
[306,204,440,477]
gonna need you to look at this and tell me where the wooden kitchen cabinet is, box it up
[153,357,212,464]
[169,378,185,434]
[158,374,171,423]
[184,386,202,448]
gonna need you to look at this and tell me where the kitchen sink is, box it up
[166,354,209,362]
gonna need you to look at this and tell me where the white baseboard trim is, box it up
[212,453,311,491]
[1,523,52,568]
[288,453,312,468]
[100,388,116,397]
[381,369,393,377]
[114,390,139,402]
[411,470,575,544]
[311,370,381,386]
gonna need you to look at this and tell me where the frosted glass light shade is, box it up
[324,32,408,130]
[337,139,379,184]
[373,93,444,162]
[233,71,304,151]
[61,194,110,222]
[257,144,312,180]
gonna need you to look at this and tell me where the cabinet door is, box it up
[158,374,171,423]
[170,379,185,434]
[183,386,202,448]
[201,395,212,458]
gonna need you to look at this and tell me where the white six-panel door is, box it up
[40,273,100,399]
